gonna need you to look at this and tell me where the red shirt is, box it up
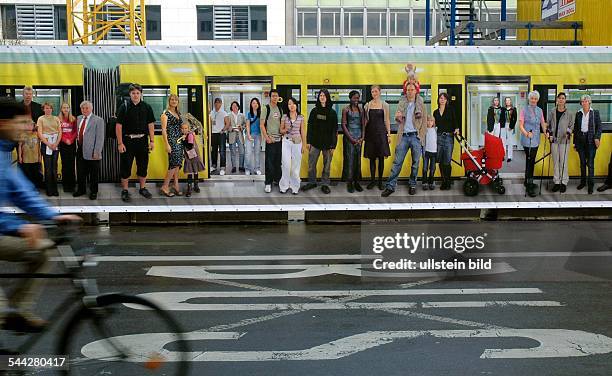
[60,116,77,144]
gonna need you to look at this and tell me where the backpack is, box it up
[264,104,283,126]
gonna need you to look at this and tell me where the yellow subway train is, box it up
[1,45,611,181]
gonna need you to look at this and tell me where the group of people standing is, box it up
[488,91,604,196]
[15,86,105,200]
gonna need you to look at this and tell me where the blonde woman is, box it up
[58,102,77,193]
[160,94,185,197]
[37,102,62,196]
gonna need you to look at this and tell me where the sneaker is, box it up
[302,183,317,191]
[409,186,417,195]
[245,170,251,176]
[139,187,152,199]
[256,170,262,175]
[423,184,429,191]
[292,190,299,195]
[552,184,561,192]
[347,182,355,193]
[381,188,394,197]
[220,169,226,176]
[121,189,131,202]
[560,184,567,193]
[239,167,245,172]
[210,166,216,173]
[366,181,377,190]
[429,183,435,190]
[264,185,272,193]
[280,189,287,194]
[507,158,512,163]
[577,182,586,190]
[378,181,384,191]
[231,167,237,173]
[354,182,363,192]
[321,185,331,194]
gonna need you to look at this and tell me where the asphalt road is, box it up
[2,221,612,376]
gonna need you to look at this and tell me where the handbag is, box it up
[291,134,302,144]
[186,148,197,160]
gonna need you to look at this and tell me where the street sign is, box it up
[558,0,576,19]
[542,0,559,21]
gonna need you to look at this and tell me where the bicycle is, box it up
[0,223,190,375]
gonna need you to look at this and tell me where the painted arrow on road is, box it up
[81,329,612,362]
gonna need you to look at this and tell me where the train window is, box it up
[178,87,189,116]
[142,87,170,121]
[564,87,612,127]
[306,86,431,133]
[15,88,67,114]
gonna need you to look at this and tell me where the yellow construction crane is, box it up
[66,0,146,46]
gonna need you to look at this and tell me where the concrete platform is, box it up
[3,177,611,216]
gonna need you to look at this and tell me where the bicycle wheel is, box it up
[56,293,190,376]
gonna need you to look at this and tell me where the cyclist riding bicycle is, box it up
[0,97,80,333]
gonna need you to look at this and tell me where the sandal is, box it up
[171,187,184,196]
[160,188,175,197]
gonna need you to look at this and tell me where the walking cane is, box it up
[559,132,571,193]
[539,132,549,196]
[545,132,553,192]
[525,133,532,198]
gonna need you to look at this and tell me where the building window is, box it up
[1,5,17,39]
[320,8,340,36]
[413,10,426,37]
[390,10,409,36]
[146,5,161,40]
[15,4,55,40]
[343,9,363,36]
[197,6,213,40]
[250,6,267,40]
[367,9,386,37]
[506,11,517,38]
[197,5,266,40]
[297,8,317,37]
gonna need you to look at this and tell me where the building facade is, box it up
[0,0,522,46]
[0,0,285,45]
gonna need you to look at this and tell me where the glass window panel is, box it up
[413,10,426,37]
[197,6,213,40]
[321,9,340,36]
[367,10,386,36]
[390,11,409,36]
[145,5,161,40]
[301,10,317,36]
[344,10,363,36]
[250,6,267,40]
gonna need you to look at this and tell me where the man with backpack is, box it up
[260,89,283,193]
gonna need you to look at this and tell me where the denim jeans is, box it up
[41,144,59,195]
[228,131,245,169]
[422,151,437,183]
[386,133,422,190]
[576,142,597,186]
[436,133,454,165]
[245,135,262,173]
[211,132,227,169]
[343,136,362,183]
[308,146,333,186]
[264,141,282,185]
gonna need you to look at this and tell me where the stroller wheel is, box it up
[463,178,479,196]
[497,185,506,194]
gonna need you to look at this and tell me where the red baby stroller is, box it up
[456,132,506,196]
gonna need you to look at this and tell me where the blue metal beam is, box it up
[450,0,456,46]
[426,0,431,43]
[501,0,507,40]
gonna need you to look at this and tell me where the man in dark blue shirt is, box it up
[0,98,79,332]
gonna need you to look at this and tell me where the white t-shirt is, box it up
[425,127,437,153]
[581,108,591,133]
[211,109,228,134]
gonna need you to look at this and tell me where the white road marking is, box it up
[123,301,562,311]
[80,329,612,362]
[146,262,515,280]
[130,287,543,300]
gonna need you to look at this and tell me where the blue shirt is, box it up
[247,113,261,136]
[0,140,56,235]
[404,101,416,134]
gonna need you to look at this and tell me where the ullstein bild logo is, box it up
[371,233,487,254]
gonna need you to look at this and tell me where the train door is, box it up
[467,77,529,173]
[206,77,272,178]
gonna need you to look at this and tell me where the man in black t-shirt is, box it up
[115,84,156,202]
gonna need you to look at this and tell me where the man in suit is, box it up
[573,95,602,194]
[73,101,105,200]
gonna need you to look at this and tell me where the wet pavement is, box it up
[2,221,612,375]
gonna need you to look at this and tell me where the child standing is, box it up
[180,123,205,197]
[422,115,437,190]
[18,123,43,189]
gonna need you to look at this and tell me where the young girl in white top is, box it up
[422,115,437,190]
